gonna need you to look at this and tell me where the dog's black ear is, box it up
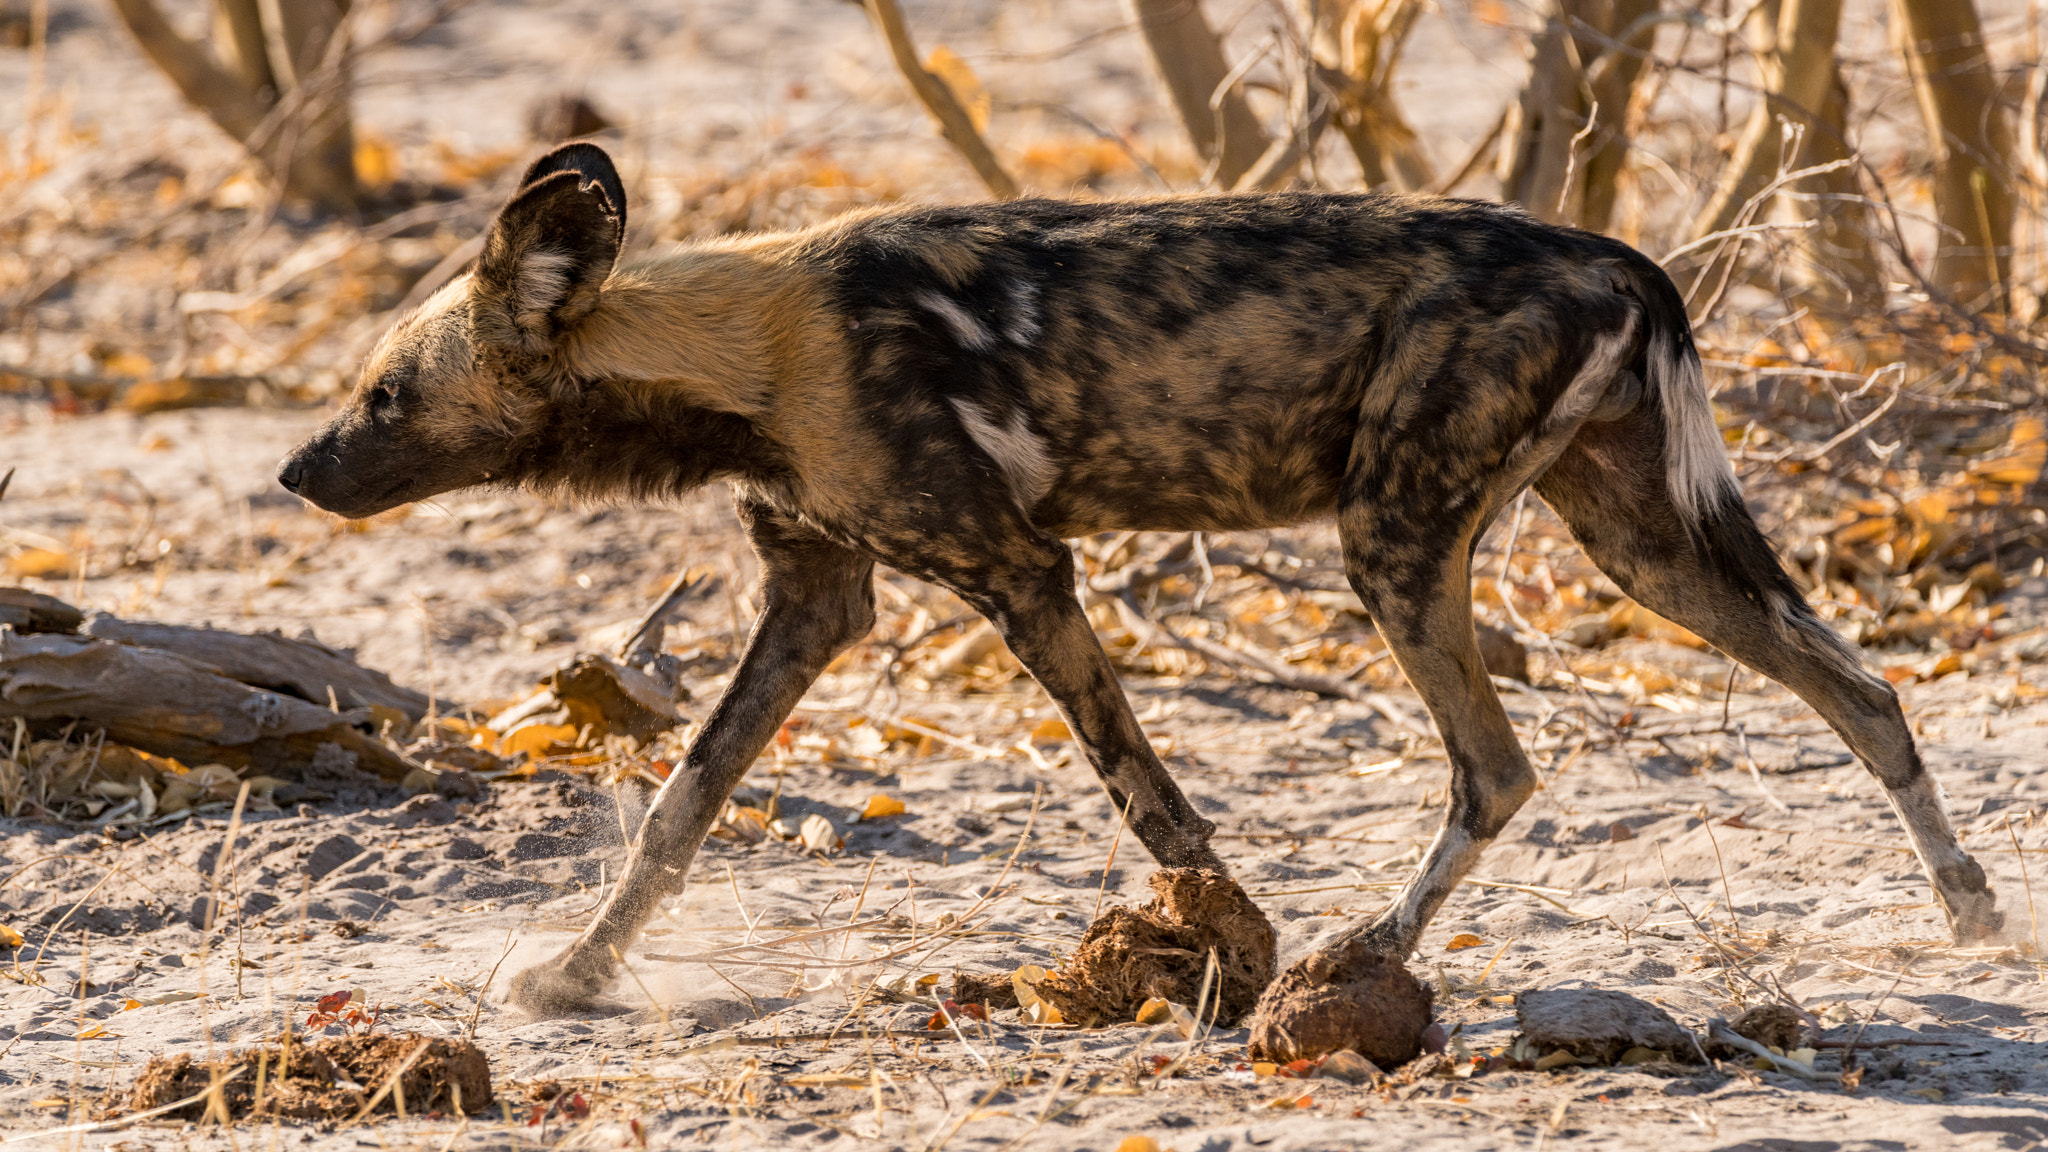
[473,145,625,356]
[516,142,627,236]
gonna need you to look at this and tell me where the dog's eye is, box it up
[367,381,400,411]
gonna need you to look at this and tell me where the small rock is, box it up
[1314,1049,1378,1084]
[1515,988,1702,1065]
[1475,622,1529,682]
[445,838,489,861]
[305,835,362,881]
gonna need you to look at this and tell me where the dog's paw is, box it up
[508,959,614,1018]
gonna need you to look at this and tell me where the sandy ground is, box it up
[4,404,2048,1152]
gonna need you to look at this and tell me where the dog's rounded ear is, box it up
[473,144,626,359]
[515,142,627,236]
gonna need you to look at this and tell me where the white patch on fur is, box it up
[916,291,993,351]
[514,250,576,331]
[951,398,1056,510]
[1501,316,1638,478]
[1545,315,1639,431]
[1654,333,1740,524]
[1005,279,1041,346]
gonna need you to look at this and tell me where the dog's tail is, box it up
[1611,251,1832,641]
[1623,256,1741,532]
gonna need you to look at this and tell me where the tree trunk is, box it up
[1689,0,1843,240]
[1498,0,1657,229]
[212,0,273,94]
[1320,0,1434,192]
[1793,64,1885,307]
[1127,0,1271,188]
[109,0,358,210]
[1891,0,2016,309]
[1682,0,1880,307]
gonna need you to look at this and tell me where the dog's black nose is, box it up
[277,457,304,493]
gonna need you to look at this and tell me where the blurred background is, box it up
[0,0,2046,711]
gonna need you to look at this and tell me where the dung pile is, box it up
[1036,868,1275,1026]
[120,1034,493,1121]
[1248,939,1434,1067]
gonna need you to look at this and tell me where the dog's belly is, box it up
[1028,418,1353,536]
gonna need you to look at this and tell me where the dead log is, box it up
[0,628,410,781]
[0,588,84,634]
[81,617,433,721]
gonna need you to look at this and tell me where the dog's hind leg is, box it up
[1536,415,2000,943]
[509,500,877,1015]
[1327,498,1541,960]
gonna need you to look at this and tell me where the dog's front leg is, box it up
[933,548,1223,872]
[510,502,875,1016]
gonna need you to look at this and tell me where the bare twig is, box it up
[862,0,1019,199]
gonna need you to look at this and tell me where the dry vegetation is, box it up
[3,0,2048,1147]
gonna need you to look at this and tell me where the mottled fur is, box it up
[277,145,2000,1017]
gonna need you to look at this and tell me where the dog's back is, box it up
[795,193,1660,537]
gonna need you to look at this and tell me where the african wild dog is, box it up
[278,143,2001,1019]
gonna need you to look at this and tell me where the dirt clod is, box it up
[953,970,1020,1011]
[1705,1003,1809,1058]
[1035,869,1275,1027]
[1247,937,1433,1066]
[1515,988,1703,1065]
[120,1034,493,1121]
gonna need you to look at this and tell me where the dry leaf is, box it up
[353,131,400,189]
[1446,933,1487,951]
[0,925,22,948]
[713,804,770,844]
[1025,999,1063,1024]
[1029,718,1071,744]
[8,548,71,578]
[1114,1138,1163,1152]
[74,1022,117,1040]
[860,794,907,820]
[798,812,842,853]
[501,723,579,759]
[924,46,992,131]
[121,991,204,1011]
[1135,998,1198,1038]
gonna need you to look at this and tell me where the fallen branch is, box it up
[1706,1020,1837,1082]
[83,618,432,720]
[0,628,410,780]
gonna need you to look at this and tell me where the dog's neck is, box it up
[557,238,841,422]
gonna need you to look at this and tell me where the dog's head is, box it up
[277,143,626,519]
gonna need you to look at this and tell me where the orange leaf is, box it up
[1446,933,1487,951]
